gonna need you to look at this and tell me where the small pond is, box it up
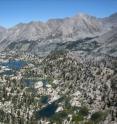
[1,60,27,70]
[0,59,27,76]
[36,102,58,118]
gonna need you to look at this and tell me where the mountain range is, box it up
[0,12,117,124]
[0,12,117,56]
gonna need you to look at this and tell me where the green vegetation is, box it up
[40,95,49,104]
[50,111,68,124]
[84,120,94,124]
[72,114,84,123]
[79,106,89,116]
[44,76,54,84]
[91,111,107,123]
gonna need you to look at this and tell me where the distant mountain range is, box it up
[0,12,117,56]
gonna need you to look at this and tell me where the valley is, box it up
[0,12,117,124]
[0,50,116,124]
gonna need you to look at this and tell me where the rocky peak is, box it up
[103,12,117,27]
[1,13,105,43]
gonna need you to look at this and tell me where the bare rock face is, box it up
[0,12,117,57]
[94,27,117,56]
[47,13,104,38]
[0,13,104,52]
[103,12,117,27]
[4,21,51,42]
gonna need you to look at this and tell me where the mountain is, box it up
[0,13,117,124]
[47,13,104,38]
[0,13,104,52]
[103,12,117,27]
[94,27,117,56]
[0,12,117,57]
[1,13,104,42]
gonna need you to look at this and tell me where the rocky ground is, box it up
[0,51,116,124]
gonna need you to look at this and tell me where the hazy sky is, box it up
[0,0,117,27]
